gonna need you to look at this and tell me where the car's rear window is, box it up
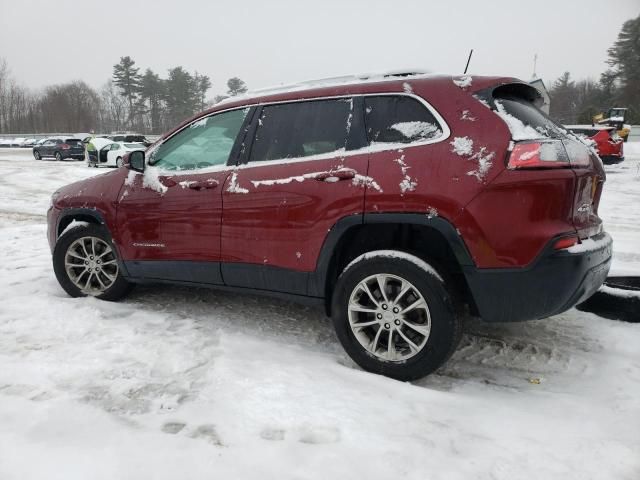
[65,138,82,145]
[492,96,566,139]
[124,143,143,148]
[125,136,146,142]
[568,128,598,138]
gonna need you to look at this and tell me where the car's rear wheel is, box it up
[33,150,41,160]
[53,223,133,301]
[116,157,123,168]
[331,250,462,381]
[55,152,62,161]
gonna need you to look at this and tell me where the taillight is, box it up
[507,141,569,169]
[508,139,592,169]
[60,143,70,150]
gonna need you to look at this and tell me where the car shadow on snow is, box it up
[123,284,602,391]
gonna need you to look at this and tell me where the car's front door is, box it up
[116,107,251,285]
[220,97,369,295]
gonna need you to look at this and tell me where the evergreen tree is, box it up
[226,77,248,96]
[549,72,578,123]
[139,69,164,133]
[606,14,640,122]
[112,56,142,129]
[193,72,212,111]
[164,66,198,125]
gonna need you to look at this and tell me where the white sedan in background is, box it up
[93,142,147,168]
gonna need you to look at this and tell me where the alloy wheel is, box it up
[347,273,431,361]
[64,236,119,295]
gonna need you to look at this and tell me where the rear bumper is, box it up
[464,232,612,322]
[62,152,85,160]
[600,155,624,164]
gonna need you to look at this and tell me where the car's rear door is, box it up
[41,139,55,156]
[116,107,252,285]
[220,97,369,295]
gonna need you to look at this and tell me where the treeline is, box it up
[548,14,640,125]
[0,56,247,134]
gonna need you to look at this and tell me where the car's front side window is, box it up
[150,108,248,171]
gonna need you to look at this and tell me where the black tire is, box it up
[53,223,133,301]
[331,250,462,381]
[33,150,41,160]
[55,151,62,161]
[116,157,123,168]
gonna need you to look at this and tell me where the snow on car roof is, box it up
[215,70,435,106]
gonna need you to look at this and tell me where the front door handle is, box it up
[188,179,219,191]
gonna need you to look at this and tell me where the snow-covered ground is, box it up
[0,148,638,480]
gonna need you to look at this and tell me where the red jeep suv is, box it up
[47,73,612,380]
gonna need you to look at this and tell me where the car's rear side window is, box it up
[249,98,353,162]
[364,95,443,145]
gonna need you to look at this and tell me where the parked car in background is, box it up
[107,134,152,147]
[0,138,13,148]
[565,125,624,164]
[33,137,85,161]
[10,137,27,147]
[88,142,147,168]
[47,73,612,380]
[21,138,38,147]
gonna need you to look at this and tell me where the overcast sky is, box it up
[1,0,638,97]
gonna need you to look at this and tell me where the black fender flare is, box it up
[55,208,107,239]
[308,213,475,298]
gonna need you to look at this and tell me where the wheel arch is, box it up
[313,213,478,316]
[56,208,106,239]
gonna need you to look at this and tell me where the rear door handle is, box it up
[315,169,357,182]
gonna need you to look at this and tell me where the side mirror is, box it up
[126,151,145,172]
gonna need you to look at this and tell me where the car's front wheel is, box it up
[116,157,123,168]
[53,223,132,301]
[331,250,462,381]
